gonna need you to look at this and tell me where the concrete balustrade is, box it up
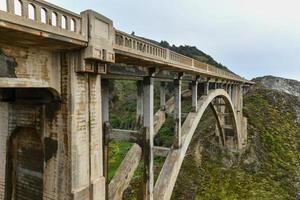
[0,0,253,84]
[114,30,247,83]
[115,30,168,59]
[0,0,86,45]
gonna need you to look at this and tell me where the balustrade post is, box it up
[166,49,170,61]
[7,0,14,14]
[66,16,71,30]
[35,4,41,22]
[47,9,52,25]
[57,13,62,29]
[22,0,28,18]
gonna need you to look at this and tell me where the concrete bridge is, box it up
[0,1,252,199]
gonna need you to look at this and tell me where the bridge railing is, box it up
[0,0,248,82]
[169,50,193,66]
[115,30,168,60]
[0,0,87,43]
[114,30,244,82]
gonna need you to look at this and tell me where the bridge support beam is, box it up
[142,76,154,200]
[173,78,182,149]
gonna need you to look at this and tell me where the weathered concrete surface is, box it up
[0,48,105,200]
[0,44,61,96]
[0,103,8,199]
[0,51,17,78]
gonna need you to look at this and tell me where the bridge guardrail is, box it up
[0,0,251,83]
[0,0,87,43]
[115,30,168,60]
[114,30,246,82]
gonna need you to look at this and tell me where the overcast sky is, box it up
[47,0,300,81]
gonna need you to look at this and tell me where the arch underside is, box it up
[154,89,241,200]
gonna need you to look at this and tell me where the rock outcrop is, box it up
[253,75,300,122]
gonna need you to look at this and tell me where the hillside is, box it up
[253,76,300,98]
[171,84,300,199]
[107,77,300,199]
[253,76,300,123]
[159,41,230,72]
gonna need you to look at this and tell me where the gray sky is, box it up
[48,0,300,81]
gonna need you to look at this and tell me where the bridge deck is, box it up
[114,30,248,83]
[0,0,253,84]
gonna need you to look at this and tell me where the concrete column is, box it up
[142,76,154,200]
[239,85,243,111]
[101,78,110,200]
[228,84,232,96]
[0,103,8,199]
[136,80,144,126]
[160,82,166,111]
[230,84,234,99]
[68,52,105,200]
[204,81,209,95]
[236,84,244,149]
[90,74,106,200]
[236,84,241,112]
[222,82,226,90]
[173,78,182,149]
[198,81,209,95]
[212,81,217,90]
[231,84,237,109]
[191,80,198,112]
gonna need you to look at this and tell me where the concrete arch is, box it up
[154,89,241,200]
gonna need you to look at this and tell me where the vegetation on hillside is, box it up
[159,41,230,72]
[137,35,230,72]
[108,79,300,199]
[171,86,300,199]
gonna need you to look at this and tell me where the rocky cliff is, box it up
[253,75,300,98]
[253,75,300,122]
